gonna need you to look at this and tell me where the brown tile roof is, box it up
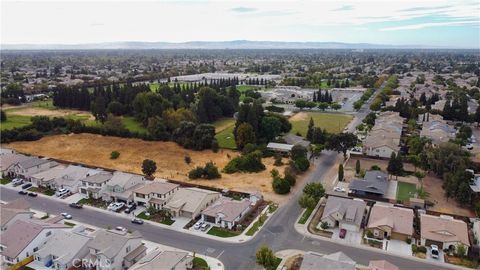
[367,204,413,236]
[134,181,179,195]
[201,197,251,222]
[420,214,470,246]
[368,260,399,270]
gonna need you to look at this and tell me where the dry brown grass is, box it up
[6,133,304,203]
[8,107,94,120]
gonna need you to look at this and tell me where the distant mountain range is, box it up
[1,40,449,50]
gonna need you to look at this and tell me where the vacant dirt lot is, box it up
[7,107,94,119]
[6,133,303,203]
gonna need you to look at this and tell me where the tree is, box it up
[294,157,310,172]
[291,145,307,161]
[92,95,107,123]
[259,116,282,142]
[235,123,256,149]
[455,244,467,258]
[331,103,342,111]
[326,133,358,159]
[298,195,316,209]
[256,246,276,268]
[31,116,52,132]
[306,117,314,141]
[338,164,344,181]
[142,159,157,178]
[110,151,120,159]
[387,152,403,179]
[355,160,361,175]
[0,110,6,122]
[147,117,169,140]
[303,182,325,202]
[203,161,221,179]
[318,102,329,111]
[272,177,291,194]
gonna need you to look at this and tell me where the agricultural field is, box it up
[213,118,237,149]
[289,112,353,136]
[6,133,300,203]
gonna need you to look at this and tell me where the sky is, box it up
[1,0,480,48]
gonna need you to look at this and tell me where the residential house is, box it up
[133,180,180,210]
[300,251,356,270]
[201,197,252,229]
[80,172,114,199]
[368,260,399,270]
[419,115,456,146]
[34,229,92,270]
[164,188,221,219]
[363,111,404,158]
[319,196,367,232]
[348,170,389,198]
[101,171,146,203]
[367,204,414,241]
[30,164,68,188]
[85,230,146,270]
[5,156,56,180]
[266,142,293,154]
[0,220,69,269]
[420,214,470,252]
[129,248,193,270]
[0,198,34,231]
[53,165,101,193]
[0,153,29,175]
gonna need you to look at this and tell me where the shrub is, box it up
[366,230,374,238]
[411,244,418,253]
[184,155,191,164]
[272,178,290,194]
[320,221,329,230]
[417,246,427,253]
[189,162,221,179]
[211,139,219,153]
[298,195,316,209]
[223,151,265,173]
[370,165,381,171]
[189,167,204,179]
[273,154,283,166]
[284,171,296,186]
[406,237,412,244]
[0,110,6,122]
[294,157,310,172]
[110,151,120,159]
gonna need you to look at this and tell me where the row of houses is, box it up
[319,196,471,253]
[300,251,399,270]
[363,111,404,158]
[0,150,262,229]
[0,198,194,270]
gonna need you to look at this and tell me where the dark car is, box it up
[339,229,347,239]
[124,204,137,214]
[28,192,38,197]
[131,218,144,225]
[18,190,28,195]
[21,183,32,189]
[69,203,83,209]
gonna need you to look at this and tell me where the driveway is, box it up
[385,180,398,201]
[426,246,445,263]
[63,192,86,203]
[386,239,412,256]
[330,228,363,245]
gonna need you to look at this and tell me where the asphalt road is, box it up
[0,152,455,270]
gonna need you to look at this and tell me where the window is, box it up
[46,231,52,237]
[33,247,38,252]
[126,246,131,253]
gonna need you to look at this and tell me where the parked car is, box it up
[124,203,137,214]
[339,229,347,239]
[28,192,38,197]
[431,245,439,259]
[21,183,32,189]
[18,190,28,195]
[61,212,72,219]
[69,203,83,209]
[200,223,210,232]
[333,187,346,193]
[193,221,204,230]
[115,226,126,231]
[107,202,125,212]
[131,218,144,225]
[55,188,70,197]
[11,178,23,186]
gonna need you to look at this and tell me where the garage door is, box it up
[340,223,359,232]
[425,239,443,249]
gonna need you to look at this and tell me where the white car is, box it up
[115,226,126,231]
[431,245,439,259]
[193,221,203,230]
[107,202,125,212]
[334,187,346,193]
[11,178,23,186]
[61,212,72,219]
[56,188,70,197]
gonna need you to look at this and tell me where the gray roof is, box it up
[322,197,366,227]
[283,134,311,148]
[348,170,388,195]
[0,153,29,171]
[201,197,251,222]
[82,172,113,184]
[17,157,51,169]
[301,251,356,270]
[267,142,294,151]
[35,230,92,265]
[130,249,192,270]
[87,230,142,259]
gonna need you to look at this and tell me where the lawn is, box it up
[298,207,314,224]
[0,179,11,185]
[212,118,235,133]
[1,114,32,130]
[237,85,261,93]
[396,182,417,202]
[29,186,55,196]
[289,112,353,136]
[207,226,238,238]
[266,257,282,270]
[215,124,236,149]
[193,257,209,269]
[246,220,261,236]
[121,116,148,134]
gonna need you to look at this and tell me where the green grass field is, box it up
[289,112,352,136]
[122,116,148,134]
[1,114,32,130]
[396,182,417,202]
[298,207,314,224]
[207,226,238,238]
[215,125,236,149]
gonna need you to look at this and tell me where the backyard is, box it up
[396,182,417,202]
[289,112,353,136]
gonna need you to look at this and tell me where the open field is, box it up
[6,133,303,203]
[121,116,148,134]
[212,118,235,133]
[289,112,353,135]
[213,118,236,149]
[1,114,32,130]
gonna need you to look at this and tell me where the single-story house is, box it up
[52,165,101,193]
[319,196,366,232]
[30,164,68,187]
[133,180,180,210]
[79,172,114,199]
[266,142,294,154]
[420,214,470,252]
[34,229,92,270]
[0,198,33,231]
[101,171,146,203]
[367,204,413,241]
[201,197,252,229]
[368,260,399,270]
[300,251,356,270]
[129,248,193,270]
[348,170,389,198]
[164,188,221,219]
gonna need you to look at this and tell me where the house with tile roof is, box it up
[319,196,367,232]
[366,203,413,241]
[201,197,252,229]
[300,251,356,270]
[133,180,180,210]
[164,187,220,219]
[129,248,193,270]
[420,214,470,252]
[5,156,57,180]
[101,171,146,203]
[368,260,399,270]
[79,172,114,199]
[0,198,34,231]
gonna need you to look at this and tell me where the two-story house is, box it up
[52,165,101,193]
[79,172,114,199]
[6,156,57,180]
[101,172,146,203]
[133,180,179,210]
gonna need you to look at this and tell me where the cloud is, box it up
[231,7,256,13]
[90,23,104,27]
[400,5,452,13]
[332,5,353,12]
[380,20,478,31]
